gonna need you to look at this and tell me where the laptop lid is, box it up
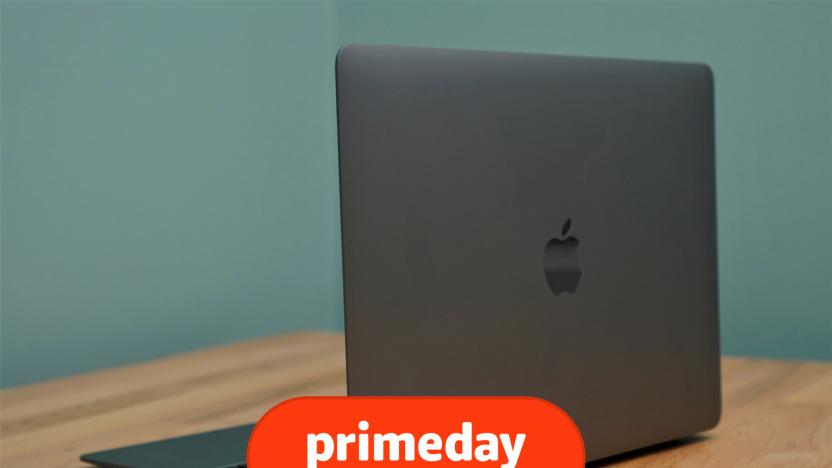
[336,44,720,461]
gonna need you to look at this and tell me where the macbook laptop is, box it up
[82,43,720,467]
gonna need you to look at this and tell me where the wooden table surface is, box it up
[1,331,830,467]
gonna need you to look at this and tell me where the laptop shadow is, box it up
[587,434,711,467]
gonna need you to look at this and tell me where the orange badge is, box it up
[248,396,584,468]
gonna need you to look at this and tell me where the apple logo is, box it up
[544,218,582,295]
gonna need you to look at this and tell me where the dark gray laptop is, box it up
[337,44,720,462]
[82,44,720,467]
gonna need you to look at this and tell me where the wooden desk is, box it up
[1,332,830,467]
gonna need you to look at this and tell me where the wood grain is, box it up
[1,331,829,467]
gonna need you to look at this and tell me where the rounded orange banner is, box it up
[248,396,584,468]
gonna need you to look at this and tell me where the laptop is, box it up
[82,43,720,467]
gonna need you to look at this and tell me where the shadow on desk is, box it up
[588,435,711,467]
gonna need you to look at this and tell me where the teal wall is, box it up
[2,1,830,388]
[1,2,343,387]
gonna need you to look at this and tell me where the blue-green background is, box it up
[2,1,830,388]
